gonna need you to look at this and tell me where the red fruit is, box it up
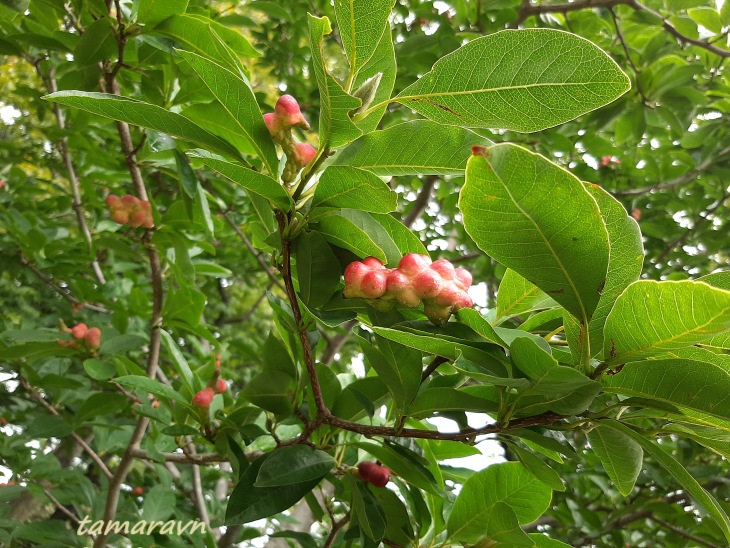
[214,377,227,394]
[193,387,215,408]
[132,486,143,496]
[111,209,129,225]
[454,267,473,290]
[360,270,387,299]
[70,323,88,340]
[0,417,6,426]
[275,95,310,129]
[452,290,473,311]
[105,194,122,209]
[386,270,410,294]
[435,285,461,307]
[263,112,277,132]
[129,210,147,228]
[362,257,385,269]
[430,259,456,281]
[0,180,5,189]
[84,327,101,350]
[358,461,390,488]
[151,399,160,408]
[397,253,431,276]
[293,143,317,166]
[413,270,444,299]
[121,194,138,207]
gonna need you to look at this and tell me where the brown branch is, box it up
[421,356,449,383]
[648,516,723,548]
[128,448,242,465]
[18,375,113,479]
[190,459,211,530]
[613,145,730,196]
[323,515,350,548]
[44,487,83,526]
[514,0,730,58]
[19,254,111,313]
[320,319,358,365]
[403,176,437,228]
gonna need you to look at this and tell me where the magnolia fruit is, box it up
[342,253,474,325]
[193,387,215,409]
[70,323,89,340]
[132,486,144,496]
[293,142,317,167]
[84,327,102,350]
[275,95,309,129]
[106,193,154,229]
[358,461,391,488]
[214,377,227,394]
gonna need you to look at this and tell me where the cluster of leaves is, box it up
[0,0,729,547]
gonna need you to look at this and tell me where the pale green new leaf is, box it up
[136,0,188,26]
[603,421,730,544]
[496,269,558,322]
[584,183,643,358]
[604,359,730,421]
[603,280,730,364]
[334,0,394,76]
[394,29,630,132]
[313,166,397,213]
[352,26,396,133]
[42,91,241,159]
[446,462,552,544]
[308,15,362,148]
[460,144,609,323]
[177,50,279,175]
[188,151,291,209]
[334,120,491,176]
[587,424,643,496]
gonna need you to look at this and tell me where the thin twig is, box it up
[421,356,449,383]
[323,515,350,548]
[18,375,113,479]
[403,176,437,228]
[648,516,723,548]
[44,487,82,526]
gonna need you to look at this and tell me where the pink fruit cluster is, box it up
[192,356,228,410]
[58,323,102,351]
[263,95,316,169]
[358,461,391,488]
[106,194,154,228]
[343,254,473,325]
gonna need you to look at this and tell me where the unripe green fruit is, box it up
[424,302,452,325]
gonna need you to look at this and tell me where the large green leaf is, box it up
[392,29,629,132]
[334,0,394,76]
[241,370,295,415]
[177,50,279,175]
[408,387,498,418]
[226,454,324,525]
[312,166,397,213]
[496,269,557,322]
[136,0,188,26]
[315,209,400,264]
[604,359,730,421]
[602,421,730,544]
[294,231,341,309]
[42,91,241,159]
[308,15,362,148]
[446,462,552,543]
[584,184,643,358]
[461,144,609,323]
[189,151,291,209]
[351,24,395,134]
[255,446,335,487]
[370,213,429,256]
[334,120,491,176]
[350,479,387,541]
[587,424,643,496]
[603,280,730,364]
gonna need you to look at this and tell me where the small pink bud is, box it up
[84,327,102,350]
[397,253,431,276]
[193,387,215,408]
[293,142,317,166]
[275,95,301,116]
[263,112,277,132]
[71,323,89,340]
[214,378,227,394]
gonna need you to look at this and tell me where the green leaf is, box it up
[587,424,643,496]
[42,91,241,159]
[162,285,206,328]
[688,7,722,34]
[142,485,175,521]
[176,50,279,175]
[313,166,397,213]
[394,29,630,132]
[334,0,394,77]
[602,421,730,544]
[294,231,341,309]
[530,535,572,547]
[76,393,128,422]
[369,213,429,256]
[508,443,565,492]
[456,308,508,347]
[358,441,441,496]
[175,149,197,199]
[604,359,730,421]
[335,120,491,176]
[478,501,535,546]
[603,280,730,364]
[308,15,362,148]
[159,330,196,393]
[350,479,387,541]
[315,210,393,263]
[700,271,730,290]
[584,184,643,358]
[722,0,730,26]
[255,446,335,487]
[136,0,188,26]
[351,24,395,133]
[27,415,71,439]
[461,144,609,322]
[99,334,147,355]
[226,454,323,525]
[496,269,558,322]
[189,151,291,209]
[83,358,116,381]
[73,18,116,65]
[408,387,498,418]
[446,461,552,543]
[242,370,295,415]
[115,375,191,407]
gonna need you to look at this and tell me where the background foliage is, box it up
[0,0,729,547]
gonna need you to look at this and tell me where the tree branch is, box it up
[648,515,723,548]
[128,448,247,465]
[323,515,350,548]
[403,176,437,228]
[421,356,449,383]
